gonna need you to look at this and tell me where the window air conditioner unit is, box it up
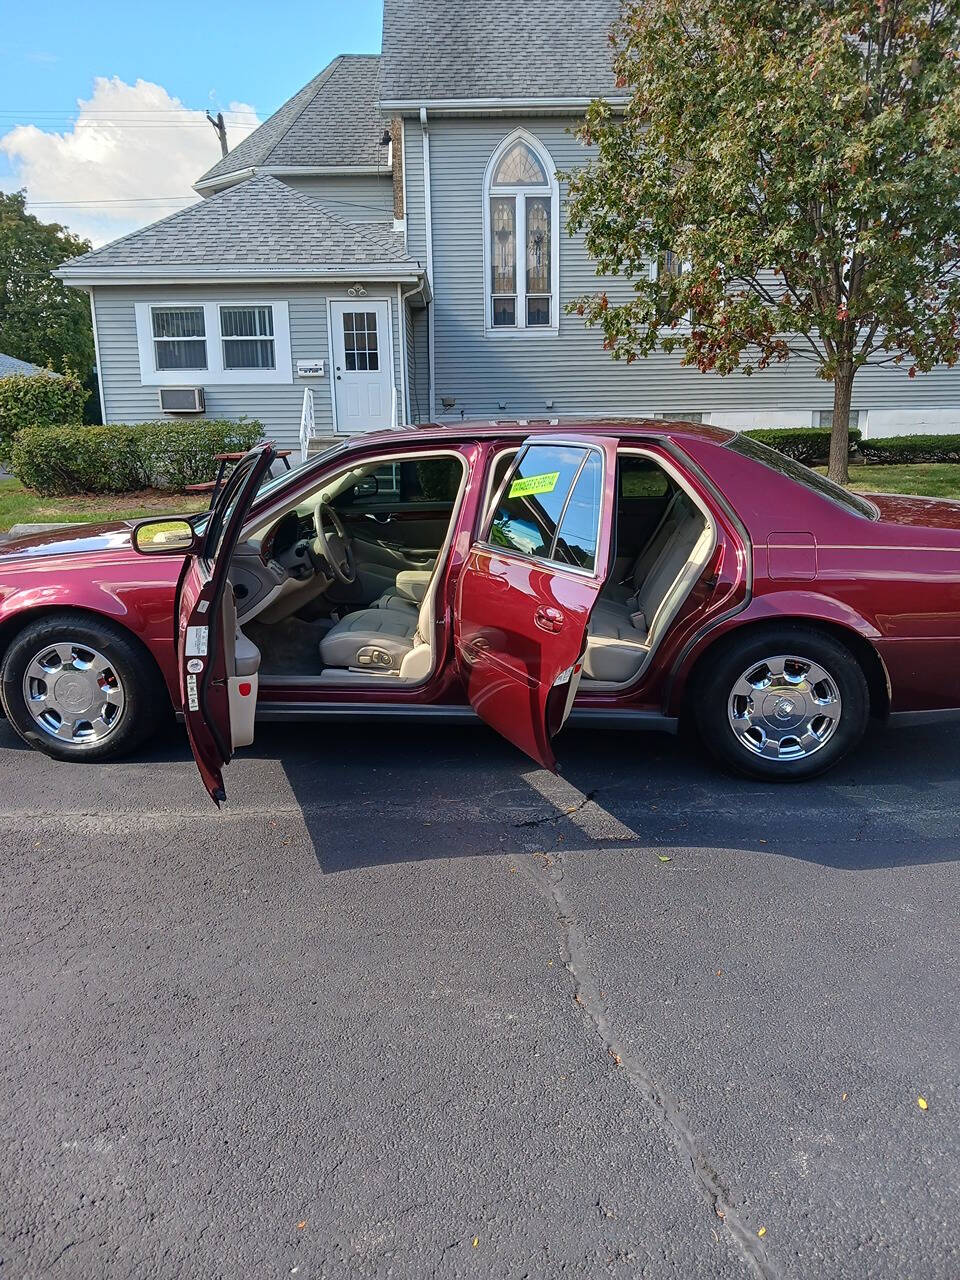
[158,387,205,415]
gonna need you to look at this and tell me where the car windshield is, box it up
[728,435,878,520]
[190,441,347,537]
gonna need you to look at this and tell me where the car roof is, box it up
[337,417,734,451]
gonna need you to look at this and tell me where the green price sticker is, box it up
[509,471,560,499]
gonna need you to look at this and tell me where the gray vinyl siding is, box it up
[403,118,428,265]
[406,304,430,422]
[93,283,403,448]
[279,173,393,222]
[425,115,960,420]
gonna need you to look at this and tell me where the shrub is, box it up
[857,433,960,465]
[742,427,862,465]
[11,418,264,497]
[0,371,88,466]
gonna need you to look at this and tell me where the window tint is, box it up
[620,455,672,500]
[336,457,461,508]
[554,451,602,570]
[487,444,597,564]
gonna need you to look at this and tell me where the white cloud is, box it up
[0,76,260,246]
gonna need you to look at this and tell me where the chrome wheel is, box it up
[22,641,126,747]
[727,653,842,761]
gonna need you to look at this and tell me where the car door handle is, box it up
[364,512,394,524]
[534,605,565,633]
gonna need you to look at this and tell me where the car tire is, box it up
[693,625,870,781]
[0,611,168,762]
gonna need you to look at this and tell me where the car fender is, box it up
[0,575,180,702]
[664,589,888,716]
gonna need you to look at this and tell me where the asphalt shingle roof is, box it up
[380,0,621,103]
[197,55,387,187]
[0,352,57,377]
[59,176,416,273]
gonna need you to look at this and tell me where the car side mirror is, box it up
[132,518,197,555]
[354,475,379,498]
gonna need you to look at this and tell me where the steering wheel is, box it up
[311,501,356,585]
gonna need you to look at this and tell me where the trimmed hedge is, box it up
[0,371,88,466]
[11,419,264,497]
[858,433,960,465]
[742,427,862,465]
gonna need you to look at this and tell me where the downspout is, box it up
[420,106,436,421]
[396,283,408,425]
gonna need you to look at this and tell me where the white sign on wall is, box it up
[297,359,325,378]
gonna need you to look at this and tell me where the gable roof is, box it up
[56,175,420,283]
[380,0,622,106]
[196,55,387,191]
[0,352,58,378]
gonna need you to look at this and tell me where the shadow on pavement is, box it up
[2,709,957,873]
[264,716,960,874]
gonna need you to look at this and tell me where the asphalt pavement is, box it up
[1,713,957,1279]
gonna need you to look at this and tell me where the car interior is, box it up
[217,444,715,693]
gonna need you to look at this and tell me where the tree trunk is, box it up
[827,361,855,485]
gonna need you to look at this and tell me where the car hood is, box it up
[868,492,960,532]
[0,520,138,563]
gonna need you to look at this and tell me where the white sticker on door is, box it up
[185,672,200,711]
[185,625,208,656]
[186,658,204,674]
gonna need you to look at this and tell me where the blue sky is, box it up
[0,0,384,243]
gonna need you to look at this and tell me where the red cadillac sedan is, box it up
[1,420,958,804]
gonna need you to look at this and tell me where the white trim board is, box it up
[134,299,292,386]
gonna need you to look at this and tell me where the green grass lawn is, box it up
[0,476,205,532]
[817,463,960,499]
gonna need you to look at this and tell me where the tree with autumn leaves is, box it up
[566,0,960,483]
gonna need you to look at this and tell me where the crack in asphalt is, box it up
[521,847,780,1280]
[514,790,598,828]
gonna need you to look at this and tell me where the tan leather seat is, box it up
[584,494,706,682]
[373,568,433,613]
[319,607,419,671]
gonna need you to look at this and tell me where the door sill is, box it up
[251,701,678,732]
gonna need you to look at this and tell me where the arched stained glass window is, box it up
[484,131,558,331]
[492,141,549,187]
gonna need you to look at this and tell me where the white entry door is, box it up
[330,300,394,433]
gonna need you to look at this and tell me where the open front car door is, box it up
[455,434,618,770]
[177,443,276,804]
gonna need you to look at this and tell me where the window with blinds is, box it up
[220,305,276,370]
[151,307,207,370]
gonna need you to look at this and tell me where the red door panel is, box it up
[455,435,618,770]
[177,443,276,804]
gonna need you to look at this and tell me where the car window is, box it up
[554,450,602,571]
[620,455,672,500]
[335,457,461,508]
[486,443,601,567]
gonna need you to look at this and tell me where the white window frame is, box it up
[482,129,560,337]
[648,252,693,329]
[219,304,277,373]
[135,300,292,385]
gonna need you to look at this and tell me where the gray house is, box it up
[58,1,960,448]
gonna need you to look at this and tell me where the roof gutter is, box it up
[380,95,628,115]
[193,164,389,196]
[56,263,427,288]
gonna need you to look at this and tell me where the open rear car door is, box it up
[455,434,618,770]
[177,443,276,804]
